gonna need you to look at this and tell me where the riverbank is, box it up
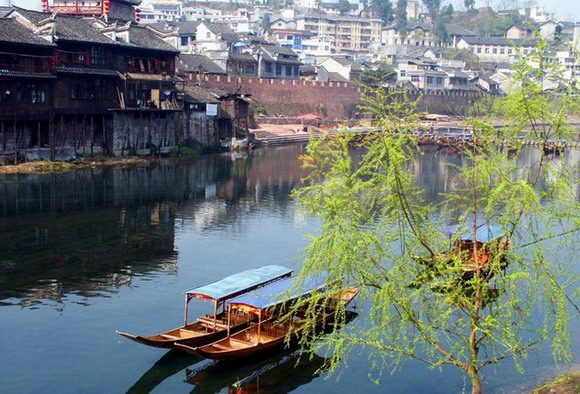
[0,156,155,175]
[532,371,580,393]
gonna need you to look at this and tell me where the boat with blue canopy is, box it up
[175,274,359,360]
[116,265,293,349]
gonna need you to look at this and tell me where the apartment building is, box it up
[295,14,382,54]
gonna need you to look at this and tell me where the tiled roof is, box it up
[184,85,221,103]
[446,25,477,36]
[123,25,178,52]
[10,6,51,24]
[228,53,257,63]
[329,57,364,71]
[326,71,349,82]
[0,18,55,47]
[259,44,299,58]
[176,21,201,35]
[461,36,537,46]
[56,66,120,77]
[39,15,113,45]
[0,70,56,79]
[178,54,225,74]
[204,22,239,42]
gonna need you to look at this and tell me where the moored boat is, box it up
[116,265,293,348]
[175,276,358,360]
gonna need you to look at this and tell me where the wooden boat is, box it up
[175,276,358,360]
[116,265,293,348]
[411,222,510,291]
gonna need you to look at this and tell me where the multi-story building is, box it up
[270,29,332,63]
[396,58,446,91]
[296,14,382,55]
[455,37,537,63]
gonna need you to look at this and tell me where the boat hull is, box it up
[116,315,252,349]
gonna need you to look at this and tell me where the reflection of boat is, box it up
[125,350,202,394]
[185,348,329,394]
[185,311,358,394]
[116,265,292,348]
[177,276,358,360]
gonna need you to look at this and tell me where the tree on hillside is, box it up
[338,0,351,15]
[287,39,579,394]
[360,63,397,86]
[433,18,449,43]
[422,0,441,20]
[372,0,395,23]
[395,0,408,37]
[464,0,475,11]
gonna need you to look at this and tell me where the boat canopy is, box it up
[443,223,504,243]
[185,265,293,303]
[228,273,327,315]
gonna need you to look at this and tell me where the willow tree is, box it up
[288,40,579,393]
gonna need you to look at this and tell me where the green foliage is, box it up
[288,40,579,393]
[338,0,351,15]
[464,0,475,11]
[372,0,394,23]
[422,0,441,19]
[395,0,408,37]
[360,64,397,86]
[433,19,449,43]
[249,105,268,117]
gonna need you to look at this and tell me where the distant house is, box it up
[317,66,350,83]
[472,75,502,94]
[455,37,537,63]
[317,57,364,82]
[226,53,258,77]
[269,17,296,30]
[178,54,226,79]
[396,57,446,91]
[506,24,534,40]
[254,44,302,79]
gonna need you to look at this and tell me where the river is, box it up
[0,144,577,393]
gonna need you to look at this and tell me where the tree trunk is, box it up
[468,365,482,394]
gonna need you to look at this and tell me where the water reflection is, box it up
[125,351,202,394]
[185,348,330,394]
[0,145,309,306]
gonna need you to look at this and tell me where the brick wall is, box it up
[190,74,486,118]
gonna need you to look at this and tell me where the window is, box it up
[500,48,505,54]
[31,88,47,103]
[276,64,282,75]
[523,49,528,55]
[400,70,406,77]
[493,48,497,54]
[411,75,420,82]
[265,61,272,73]
[70,84,80,100]
[426,76,433,84]
[485,48,490,54]
[285,65,292,76]
[436,77,443,84]
[180,36,188,46]
[508,48,512,54]
[477,47,481,53]
[91,46,105,65]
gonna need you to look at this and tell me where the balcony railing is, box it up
[0,60,53,74]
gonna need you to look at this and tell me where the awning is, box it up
[228,273,327,314]
[442,223,504,243]
[185,265,293,302]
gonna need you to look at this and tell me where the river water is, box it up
[0,145,577,394]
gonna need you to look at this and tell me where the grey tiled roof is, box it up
[461,36,537,46]
[0,18,55,47]
[446,25,477,36]
[10,6,51,24]
[123,25,178,52]
[179,54,225,74]
[184,85,221,103]
[205,23,239,42]
[326,71,349,82]
[0,70,56,78]
[228,53,257,63]
[56,66,120,76]
[49,15,113,45]
[329,57,364,71]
